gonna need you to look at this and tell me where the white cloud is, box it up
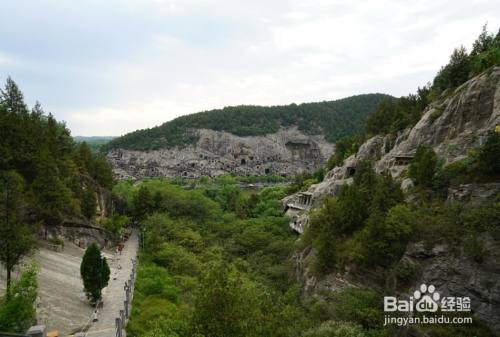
[1,0,499,135]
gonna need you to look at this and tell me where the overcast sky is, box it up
[0,0,498,136]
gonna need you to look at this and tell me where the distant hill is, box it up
[74,136,115,152]
[103,94,391,151]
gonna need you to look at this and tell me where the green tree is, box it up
[81,185,97,219]
[409,145,439,188]
[366,98,398,134]
[433,46,471,92]
[0,264,38,333]
[0,77,28,115]
[31,155,72,225]
[80,243,110,303]
[92,156,114,190]
[0,171,35,294]
[353,205,414,267]
[132,186,155,221]
[478,131,500,175]
[193,260,259,337]
[76,142,93,174]
[471,24,495,56]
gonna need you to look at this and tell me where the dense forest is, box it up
[116,127,499,337]
[114,25,500,337]
[113,177,351,337]
[0,78,115,331]
[103,94,390,151]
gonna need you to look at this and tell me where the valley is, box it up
[1,23,500,337]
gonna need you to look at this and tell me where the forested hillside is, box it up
[325,25,500,170]
[0,77,115,224]
[365,25,500,137]
[282,25,500,337]
[104,94,390,151]
[114,177,332,337]
[0,78,116,331]
[74,136,115,153]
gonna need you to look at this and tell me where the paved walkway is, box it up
[86,231,138,337]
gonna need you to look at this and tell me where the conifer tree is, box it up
[0,77,28,115]
[0,171,35,294]
[80,243,110,303]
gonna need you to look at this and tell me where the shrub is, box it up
[136,264,178,302]
[152,243,201,277]
[478,131,500,175]
[330,288,384,331]
[0,264,38,333]
[409,145,439,188]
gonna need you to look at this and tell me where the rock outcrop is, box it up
[285,68,500,332]
[107,127,334,180]
[405,238,500,332]
[284,67,500,225]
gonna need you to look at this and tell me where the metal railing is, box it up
[115,257,137,337]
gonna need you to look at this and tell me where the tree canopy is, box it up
[104,94,390,151]
[80,243,111,303]
[0,77,115,225]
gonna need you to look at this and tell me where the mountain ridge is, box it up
[103,93,392,152]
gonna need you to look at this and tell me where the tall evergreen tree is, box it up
[409,145,439,188]
[0,171,35,295]
[81,185,97,219]
[132,186,155,221]
[0,77,28,115]
[80,243,110,303]
[31,152,72,225]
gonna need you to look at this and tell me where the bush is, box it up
[100,214,129,234]
[478,131,500,175]
[152,243,202,277]
[409,145,439,188]
[330,288,384,331]
[135,264,178,302]
[0,264,38,333]
[352,205,413,268]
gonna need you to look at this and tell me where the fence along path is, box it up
[85,231,138,337]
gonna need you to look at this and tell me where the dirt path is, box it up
[85,231,138,337]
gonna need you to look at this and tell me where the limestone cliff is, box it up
[284,68,500,332]
[284,67,500,218]
[107,127,334,180]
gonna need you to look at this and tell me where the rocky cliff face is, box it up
[107,127,334,180]
[404,236,500,332]
[284,67,500,215]
[285,68,500,332]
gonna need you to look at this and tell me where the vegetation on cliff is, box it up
[295,26,500,337]
[103,93,390,151]
[0,77,116,330]
[365,25,500,136]
[0,77,115,227]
